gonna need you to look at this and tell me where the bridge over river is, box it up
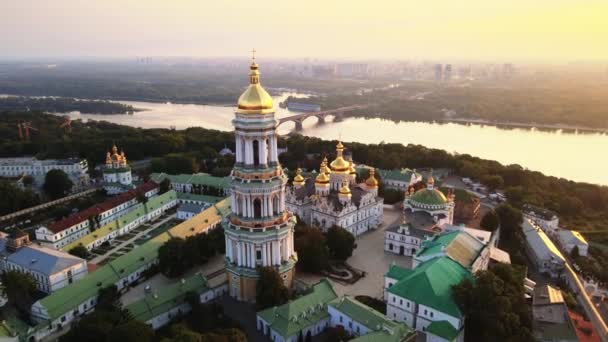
[277,105,368,130]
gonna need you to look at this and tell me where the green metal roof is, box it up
[409,188,448,206]
[35,196,226,323]
[257,278,338,338]
[126,273,208,323]
[377,168,420,183]
[62,190,177,251]
[150,172,230,189]
[329,297,416,342]
[426,320,460,341]
[385,264,414,281]
[176,192,224,204]
[387,257,473,318]
[415,230,485,268]
[329,297,388,330]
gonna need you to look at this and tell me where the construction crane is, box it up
[17,121,39,141]
[59,116,72,133]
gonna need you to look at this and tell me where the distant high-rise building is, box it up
[444,64,452,81]
[434,64,443,81]
[502,63,515,79]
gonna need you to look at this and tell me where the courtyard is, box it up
[297,205,413,299]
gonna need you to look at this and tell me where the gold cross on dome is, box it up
[251,48,256,61]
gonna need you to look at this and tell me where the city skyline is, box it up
[2,0,608,62]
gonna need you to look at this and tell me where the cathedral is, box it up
[223,55,297,302]
[286,143,384,237]
[102,145,133,194]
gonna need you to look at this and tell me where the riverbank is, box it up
[442,117,608,134]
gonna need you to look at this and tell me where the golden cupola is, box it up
[293,168,305,187]
[236,53,274,115]
[338,179,352,203]
[365,168,379,189]
[315,167,330,185]
[330,141,350,174]
[322,157,331,175]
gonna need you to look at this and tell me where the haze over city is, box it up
[3,0,608,62]
[1,2,608,342]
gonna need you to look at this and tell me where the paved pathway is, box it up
[90,213,176,264]
[297,206,412,299]
[121,254,225,306]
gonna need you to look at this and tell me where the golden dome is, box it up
[330,141,350,173]
[339,180,352,195]
[315,168,330,184]
[293,168,305,186]
[236,57,274,114]
[366,168,379,188]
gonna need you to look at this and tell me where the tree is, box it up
[495,204,525,265]
[1,271,37,315]
[295,227,329,272]
[481,174,504,192]
[326,226,356,261]
[0,181,40,215]
[256,266,289,310]
[453,264,534,342]
[69,245,90,259]
[136,190,148,204]
[323,326,351,342]
[159,178,172,194]
[43,169,73,199]
[571,245,580,259]
[111,320,155,342]
[480,210,500,231]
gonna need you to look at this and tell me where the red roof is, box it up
[47,181,158,234]
[568,310,601,342]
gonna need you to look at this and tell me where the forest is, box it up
[289,77,608,130]
[0,96,138,114]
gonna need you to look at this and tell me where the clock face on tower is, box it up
[223,55,297,302]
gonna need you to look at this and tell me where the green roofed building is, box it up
[385,257,473,342]
[125,273,225,329]
[328,296,416,342]
[28,197,232,341]
[404,175,455,227]
[376,168,422,191]
[257,279,416,342]
[150,172,231,195]
[413,230,489,273]
[256,279,338,342]
[62,190,178,251]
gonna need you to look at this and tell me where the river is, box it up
[57,93,608,186]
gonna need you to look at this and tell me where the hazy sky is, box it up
[2,0,608,61]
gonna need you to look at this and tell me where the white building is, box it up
[377,168,422,191]
[286,143,384,237]
[385,258,470,342]
[102,145,133,194]
[523,204,559,235]
[522,219,565,278]
[0,157,89,191]
[385,221,436,256]
[257,279,416,342]
[35,181,159,249]
[0,232,87,293]
[176,202,208,221]
[556,228,588,257]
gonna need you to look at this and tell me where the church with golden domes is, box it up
[286,142,384,237]
[102,144,134,194]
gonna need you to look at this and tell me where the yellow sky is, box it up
[2,0,608,61]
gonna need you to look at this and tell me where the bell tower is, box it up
[224,53,297,302]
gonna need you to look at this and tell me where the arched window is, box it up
[253,198,262,219]
[253,140,260,166]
